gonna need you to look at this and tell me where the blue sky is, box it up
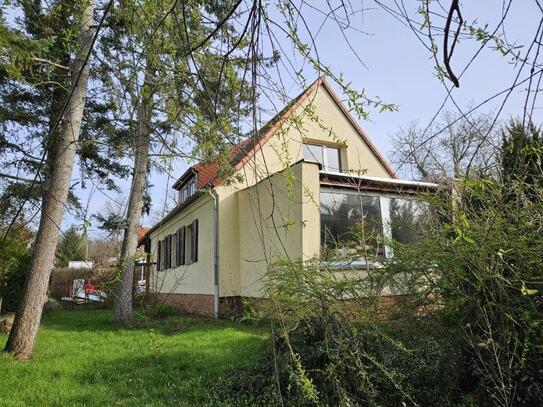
[68,1,541,237]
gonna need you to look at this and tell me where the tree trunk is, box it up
[4,1,96,360]
[112,62,153,327]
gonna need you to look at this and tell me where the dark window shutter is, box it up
[167,234,172,269]
[191,219,198,263]
[163,236,167,269]
[165,235,169,269]
[172,233,177,267]
[177,226,185,266]
[157,240,162,271]
[175,229,179,266]
[164,236,169,269]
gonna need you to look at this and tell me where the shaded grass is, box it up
[0,310,268,406]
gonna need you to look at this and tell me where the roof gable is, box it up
[230,77,397,179]
[174,77,396,189]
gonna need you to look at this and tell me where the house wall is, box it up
[235,161,320,297]
[215,83,392,298]
[148,195,214,299]
[215,184,241,297]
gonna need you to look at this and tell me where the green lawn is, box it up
[0,310,268,406]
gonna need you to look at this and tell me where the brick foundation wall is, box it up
[155,294,266,318]
[154,293,416,319]
[156,293,215,317]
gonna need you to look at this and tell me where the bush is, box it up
[211,347,281,406]
[152,303,177,319]
[211,258,468,406]
[0,225,32,313]
[214,317,464,406]
[385,179,543,405]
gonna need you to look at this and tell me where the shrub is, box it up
[0,225,32,313]
[385,179,543,405]
[214,317,464,406]
[211,347,281,406]
[152,303,177,319]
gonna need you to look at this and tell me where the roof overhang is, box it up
[319,171,439,194]
[138,190,207,246]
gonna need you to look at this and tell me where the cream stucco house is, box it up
[140,77,437,317]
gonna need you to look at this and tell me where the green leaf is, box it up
[521,283,538,296]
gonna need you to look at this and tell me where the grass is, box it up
[0,309,268,406]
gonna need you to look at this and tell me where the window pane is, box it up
[389,198,431,244]
[320,191,383,258]
[325,146,341,172]
[303,144,324,167]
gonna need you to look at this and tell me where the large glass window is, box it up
[303,143,342,172]
[389,197,431,244]
[320,189,432,263]
[320,191,384,258]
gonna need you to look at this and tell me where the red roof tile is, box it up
[138,227,150,241]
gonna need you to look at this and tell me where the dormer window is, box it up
[303,143,342,173]
[179,176,197,204]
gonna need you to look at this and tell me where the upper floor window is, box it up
[179,176,197,204]
[303,143,342,172]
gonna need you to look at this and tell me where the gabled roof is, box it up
[172,77,397,191]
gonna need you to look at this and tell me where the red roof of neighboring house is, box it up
[172,77,396,192]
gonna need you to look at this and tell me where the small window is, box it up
[303,144,324,165]
[183,219,199,264]
[179,176,197,204]
[303,143,342,172]
[325,147,341,172]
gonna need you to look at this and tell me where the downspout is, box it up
[206,186,220,318]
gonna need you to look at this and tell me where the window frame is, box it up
[179,175,197,204]
[303,143,342,173]
[319,187,428,263]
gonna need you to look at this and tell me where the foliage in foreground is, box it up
[216,176,543,406]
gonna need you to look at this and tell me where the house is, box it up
[139,77,438,317]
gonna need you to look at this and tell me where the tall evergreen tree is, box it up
[0,1,128,220]
[3,0,101,359]
[55,226,86,267]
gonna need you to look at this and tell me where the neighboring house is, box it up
[140,77,438,317]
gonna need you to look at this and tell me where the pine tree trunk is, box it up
[4,1,95,360]
[112,62,153,327]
